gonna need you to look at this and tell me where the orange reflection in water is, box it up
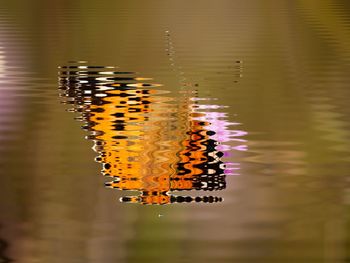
[59,63,246,205]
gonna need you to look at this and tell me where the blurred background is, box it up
[1,0,350,262]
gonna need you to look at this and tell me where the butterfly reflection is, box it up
[59,62,247,205]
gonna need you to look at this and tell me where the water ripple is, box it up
[59,62,247,205]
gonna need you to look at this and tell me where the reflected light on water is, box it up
[0,47,4,78]
[2,1,350,261]
[59,62,247,205]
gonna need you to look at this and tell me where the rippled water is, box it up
[1,0,350,262]
[59,62,246,205]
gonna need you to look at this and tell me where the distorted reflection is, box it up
[59,62,247,205]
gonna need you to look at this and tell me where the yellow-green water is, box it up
[1,0,350,262]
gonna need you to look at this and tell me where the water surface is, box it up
[1,0,350,262]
